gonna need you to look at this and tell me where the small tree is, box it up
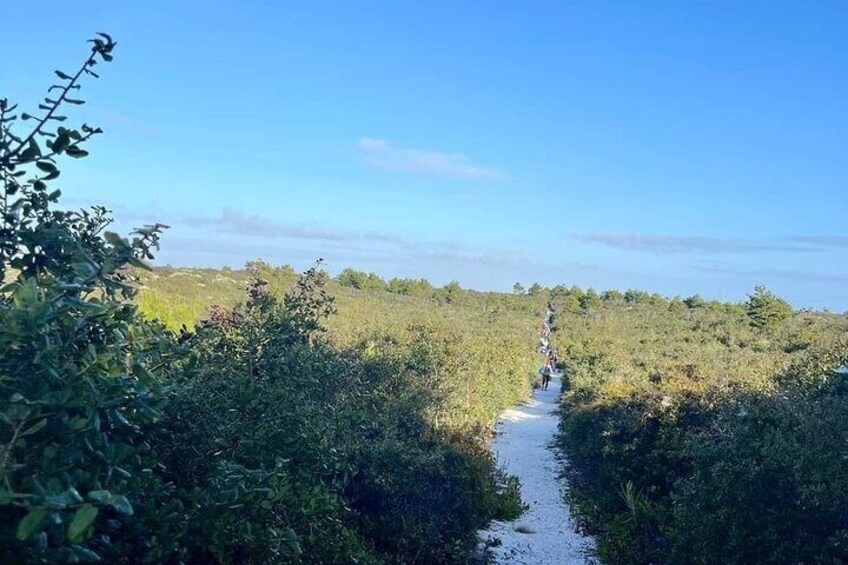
[684,294,705,309]
[528,282,545,296]
[579,288,602,311]
[745,285,794,329]
[602,289,624,302]
[0,35,179,561]
[337,267,365,288]
[337,268,385,291]
[512,282,525,295]
[388,277,432,296]
[624,289,650,305]
[440,281,462,303]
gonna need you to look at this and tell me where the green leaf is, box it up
[104,232,125,246]
[65,146,89,159]
[53,132,71,154]
[110,409,131,428]
[19,139,41,161]
[45,488,82,510]
[67,488,84,504]
[70,416,89,431]
[70,546,101,562]
[113,467,132,480]
[107,495,133,516]
[36,161,57,174]
[55,70,73,80]
[21,113,32,121]
[87,490,110,503]
[67,504,99,543]
[20,418,47,437]
[17,507,48,540]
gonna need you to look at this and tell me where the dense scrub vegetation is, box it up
[139,264,541,427]
[6,34,847,565]
[0,38,540,563]
[551,286,848,564]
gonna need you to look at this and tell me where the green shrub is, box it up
[149,271,529,563]
[0,36,540,564]
[746,285,794,329]
[554,293,848,564]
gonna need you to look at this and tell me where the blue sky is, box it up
[4,1,847,309]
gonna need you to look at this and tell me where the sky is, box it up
[3,1,847,309]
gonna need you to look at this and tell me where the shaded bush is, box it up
[0,37,539,563]
[554,295,848,564]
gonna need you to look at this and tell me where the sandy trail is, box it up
[478,375,596,564]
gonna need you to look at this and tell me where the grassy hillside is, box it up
[550,288,848,564]
[137,263,543,427]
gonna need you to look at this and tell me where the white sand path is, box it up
[478,374,596,564]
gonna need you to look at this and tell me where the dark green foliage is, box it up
[152,275,526,563]
[623,289,650,304]
[670,375,848,564]
[0,35,184,562]
[746,285,794,329]
[578,288,601,311]
[554,292,848,564]
[438,281,463,304]
[0,38,538,563]
[682,294,704,309]
[527,283,545,296]
[601,290,623,303]
[336,268,387,291]
[387,277,433,296]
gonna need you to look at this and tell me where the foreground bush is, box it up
[147,269,525,563]
[0,37,534,563]
[553,292,848,564]
[0,33,185,562]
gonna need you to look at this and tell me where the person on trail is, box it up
[541,359,553,391]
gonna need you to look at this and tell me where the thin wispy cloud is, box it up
[182,208,527,264]
[358,138,504,180]
[158,208,538,288]
[185,208,350,242]
[692,262,848,285]
[784,235,848,249]
[575,233,819,255]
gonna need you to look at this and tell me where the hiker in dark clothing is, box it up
[541,359,553,391]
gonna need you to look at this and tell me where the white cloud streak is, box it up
[358,138,504,180]
[575,233,824,255]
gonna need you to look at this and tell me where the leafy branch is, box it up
[5,33,116,168]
